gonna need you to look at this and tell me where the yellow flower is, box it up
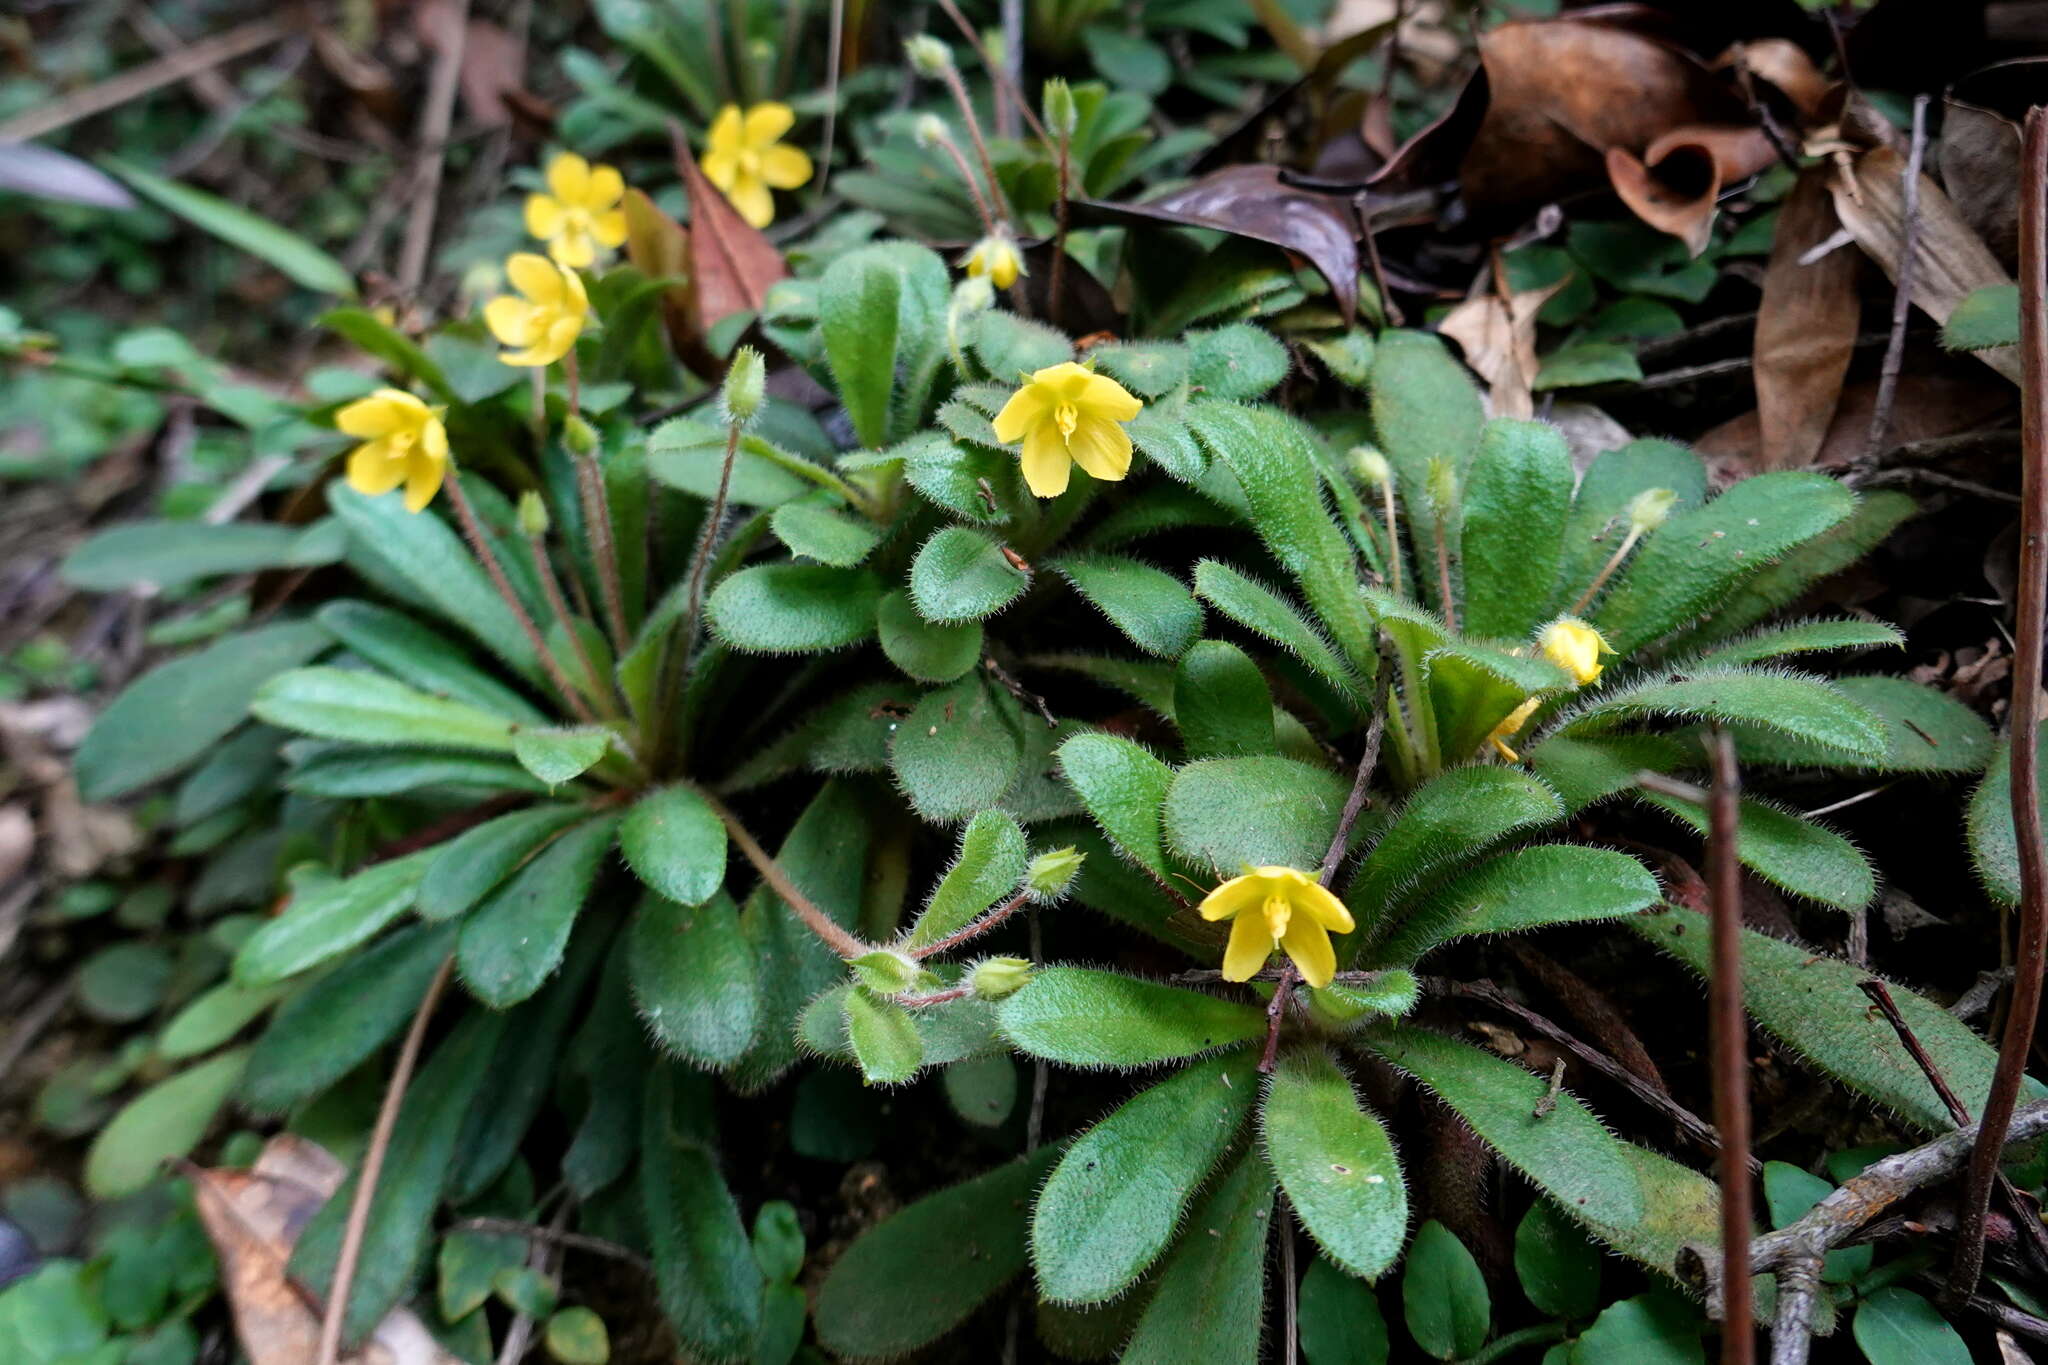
[702,103,813,229]
[484,253,590,368]
[990,362,1143,498]
[963,234,1025,289]
[1200,866,1355,990]
[337,388,448,513]
[1487,697,1543,763]
[525,152,628,269]
[1538,617,1614,686]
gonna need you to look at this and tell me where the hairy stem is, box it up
[443,475,591,719]
[700,788,869,959]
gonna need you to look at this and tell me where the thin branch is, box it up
[572,448,630,654]
[449,1217,651,1272]
[939,64,1011,224]
[442,476,592,719]
[397,0,468,295]
[0,15,291,142]
[1318,660,1391,887]
[526,530,607,722]
[932,0,1048,146]
[699,790,868,959]
[910,891,1031,959]
[314,956,454,1365]
[1769,1257,1823,1365]
[1863,95,1930,463]
[1706,729,1754,1364]
[1952,106,2048,1302]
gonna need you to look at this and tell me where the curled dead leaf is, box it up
[1752,167,1860,469]
[1941,57,2045,273]
[1606,125,1777,257]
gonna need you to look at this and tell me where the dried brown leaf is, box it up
[669,123,788,331]
[1753,167,1860,469]
[1438,278,1563,420]
[1940,58,2043,274]
[1606,125,1776,257]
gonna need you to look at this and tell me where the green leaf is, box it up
[316,600,545,722]
[438,1228,526,1323]
[647,419,819,507]
[417,806,585,921]
[1300,1255,1390,1364]
[318,307,453,399]
[620,785,727,907]
[1641,792,1875,910]
[292,1012,504,1344]
[1526,733,1691,815]
[1349,766,1564,930]
[1174,641,1276,758]
[1368,330,1484,496]
[329,484,539,680]
[1372,1025,1722,1279]
[1093,341,1190,398]
[706,563,882,653]
[1853,1287,1971,1365]
[771,494,884,567]
[64,519,343,592]
[511,725,611,786]
[1458,420,1574,640]
[103,157,355,295]
[456,815,618,1007]
[1691,618,1903,669]
[1514,1200,1600,1320]
[891,676,1023,823]
[1554,439,1707,613]
[909,526,1031,624]
[815,1147,1061,1360]
[75,942,172,1022]
[1402,1221,1489,1359]
[1732,675,1992,775]
[1052,554,1202,658]
[973,308,1070,376]
[1560,670,1886,758]
[1263,1049,1408,1279]
[844,989,924,1085]
[1425,642,1574,763]
[544,1307,611,1365]
[1033,1051,1257,1304]
[157,980,285,1060]
[1574,1291,1705,1364]
[943,1055,1018,1129]
[999,967,1263,1068]
[1533,342,1642,390]
[253,666,517,752]
[75,619,329,801]
[1971,721,2048,906]
[1165,754,1350,875]
[1680,491,1914,647]
[1942,283,2020,353]
[641,1065,762,1360]
[1372,844,1658,965]
[1193,560,1362,701]
[905,810,1027,949]
[818,243,950,447]
[241,920,458,1112]
[1631,907,2035,1132]
[877,589,982,683]
[1761,1162,1870,1284]
[235,848,436,985]
[280,745,540,798]
[1591,473,1856,652]
[628,890,759,1068]
[1056,732,1176,877]
[84,1049,248,1198]
[1192,403,1378,678]
[1188,322,1290,400]
[1120,1151,1275,1365]
[896,431,1016,523]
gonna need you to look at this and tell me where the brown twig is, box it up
[397,0,469,295]
[1318,666,1391,887]
[449,1217,651,1271]
[313,956,454,1365]
[700,790,868,959]
[1260,962,1299,1076]
[1863,95,1930,463]
[931,127,1000,237]
[441,476,592,718]
[1952,106,2048,1303]
[0,15,292,143]
[1705,728,1754,1364]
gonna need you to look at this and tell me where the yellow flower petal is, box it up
[420,412,449,462]
[1030,361,1096,401]
[524,193,564,241]
[1222,910,1275,983]
[990,385,1049,444]
[549,228,595,270]
[743,101,796,147]
[1019,423,1071,498]
[757,143,813,191]
[592,209,629,248]
[560,263,591,315]
[1199,873,1266,922]
[484,296,540,348]
[584,163,624,210]
[546,151,590,205]
[724,174,774,229]
[346,440,407,496]
[402,453,446,513]
[335,390,416,438]
[707,105,746,156]
[701,146,742,191]
[1065,416,1133,483]
[1078,372,1143,422]
[1280,918,1337,989]
[505,252,564,307]
[1290,879,1355,934]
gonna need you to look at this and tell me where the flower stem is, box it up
[443,475,595,722]
[700,787,869,959]
[1050,133,1072,328]
[933,129,999,238]
[910,890,1031,959]
[1571,525,1644,616]
[1379,478,1404,600]
[941,64,1010,225]
[1432,515,1458,634]
[527,524,615,719]
[656,420,742,771]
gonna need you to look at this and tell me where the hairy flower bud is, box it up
[912,113,951,150]
[562,413,599,457]
[1349,445,1392,489]
[846,949,922,995]
[1025,846,1085,901]
[516,490,550,538]
[969,957,1033,1000]
[1537,617,1613,687]
[1042,77,1078,139]
[720,344,766,426]
[905,34,953,77]
[1627,486,1678,534]
[1426,455,1457,514]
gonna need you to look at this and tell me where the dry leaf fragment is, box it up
[1830,145,2022,384]
[1606,125,1777,257]
[1438,278,1564,420]
[668,122,789,330]
[1941,57,2044,273]
[1753,168,1861,469]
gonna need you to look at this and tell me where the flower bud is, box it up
[912,113,951,151]
[562,413,599,457]
[1349,445,1392,489]
[1426,455,1457,514]
[1627,486,1677,534]
[905,34,952,77]
[1024,846,1085,901]
[951,275,996,317]
[720,344,766,426]
[969,956,1034,1000]
[1537,616,1613,687]
[516,490,550,538]
[1042,77,1077,139]
[962,234,1026,290]
[846,949,922,995]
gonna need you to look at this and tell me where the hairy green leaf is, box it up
[1262,1049,1407,1280]
[1458,420,1573,640]
[999,968,1264,1068]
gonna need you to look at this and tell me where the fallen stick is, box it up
[0,16,293,143]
